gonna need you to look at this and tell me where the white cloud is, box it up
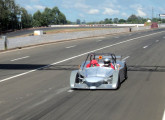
[100,0,121,9]
[25,5,34,10]
[137,7,146,17]
[159,7,165,13]
[25,4,45,11]
[34,5,45,10]
[130,4,146,17]
[74,3,89,9]
[79,13,85,18]
[88,9,99,14]
[30,0,39,2]
[62,0,89,9]
[103,8,119,15]
[122,12,128,17]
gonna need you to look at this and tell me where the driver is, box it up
[103,58,115,69]
[86,59,100,68]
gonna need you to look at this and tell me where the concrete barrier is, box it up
[0,38,5,50]
[0,26,162,51]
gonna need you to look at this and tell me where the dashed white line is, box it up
[11,56,29,61]
[0,31,165,83]
[67,90,74,93]
[162,110,165,120]
[143,45,148,49]
[122,56,130,61]
[95,37,105,39]
[85,37,105,40]
[156,40,159,42]
[66,45,76,49]
[114,36,119,38]
[97,40,103,42]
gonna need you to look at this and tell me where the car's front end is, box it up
[70,67,120,89]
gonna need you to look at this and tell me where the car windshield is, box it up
[83,67,114,77]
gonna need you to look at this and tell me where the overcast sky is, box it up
[15,0,165,22]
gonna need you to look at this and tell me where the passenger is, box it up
[103,58,115,69]
[86,59,100,68]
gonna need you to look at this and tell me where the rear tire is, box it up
[124,65,128,80]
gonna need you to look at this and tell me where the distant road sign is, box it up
[159,14,165,17]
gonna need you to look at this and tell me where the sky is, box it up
[15,0,165,22]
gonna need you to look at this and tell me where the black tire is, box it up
[116,75,121,90]
[124,64,128,80]
[75,73,79,83]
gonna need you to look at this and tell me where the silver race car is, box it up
[70,53,127,90]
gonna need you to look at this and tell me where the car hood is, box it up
[85,77,104,83]
[83,67,114,78]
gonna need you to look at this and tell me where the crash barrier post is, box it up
[129,27,132,32]
[2,36,8,50]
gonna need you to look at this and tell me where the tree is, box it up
[113,18,119,24]
[41,7,67,26]
[42,7,52,26]
[0,0,4,32]
[104,18,113,24]
[118,19,126,23]
[33,10,42,27]
[51,7,60,24]
[67,20,72,24]
[20,7,32,28]
[0,3,68,32]
[127,14,139,23]
[58,12,67,24]
[0,0,21,31]
[76,19,81,24]
[162,19,165,23]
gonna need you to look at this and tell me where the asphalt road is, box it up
[0,28,165,120]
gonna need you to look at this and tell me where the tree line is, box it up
[84,14,165,25]
[1,0,165,33]
[0,0,67,33]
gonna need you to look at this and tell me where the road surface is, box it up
[0,28,165,120]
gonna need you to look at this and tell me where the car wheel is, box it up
[125,65,128,80]
[75,73,80,83]
[116,75,121,90]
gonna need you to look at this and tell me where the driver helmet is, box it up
[104,58,111,67]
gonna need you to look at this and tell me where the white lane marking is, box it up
[66,45,76,49]
[114,36,119,38]
[143,45,148,49]
[97,40,103,42]
[156,40,159,42]
[85,37,105,40]
[162,110,165,120]
[0,31,165,83]
[67,90,74,93]
[11,56,29,61]
[122,56,130,61]
[96,37,105,39]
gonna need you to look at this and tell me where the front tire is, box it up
[75,73,80,83]
[116,75,121,90]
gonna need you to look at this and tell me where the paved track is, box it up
[0,29,165,120]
